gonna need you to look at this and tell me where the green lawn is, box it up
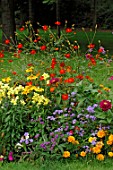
[1,159,113,170]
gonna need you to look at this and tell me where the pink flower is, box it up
[108,76,113,80]
[99,100,112,111]
[8,152,14,161]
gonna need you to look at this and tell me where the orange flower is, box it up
[108,134,113,142]
[68,136,75,143]
[80,151,86,157]
[97,130,106,138]
[50,87,55,92]
[92,147,101,154]
[63,151,70,158]
[107,140,112,145]
[96,141,104,149]
[96,154,105,161]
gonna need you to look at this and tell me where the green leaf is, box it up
[107,117,112,124]
[95,112,106,119]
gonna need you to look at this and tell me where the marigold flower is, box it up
[50,87,55,92]
[96,141,104,149]
[92,146,101,154]
[108,134,113,142]
[97,130,106,138]
[80,151,86,157]
[108,152,113,157]
[107,140,112,145]
[63,151,70,158]
[96,154,105,161]
[68,136,75,143]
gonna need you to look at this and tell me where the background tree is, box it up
[1,0,16,44]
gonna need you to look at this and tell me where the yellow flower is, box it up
[108,134,113,142]
[97,130,106,138]
[96,154,105,161]
[103,87,110,92]
[27,75,38,80]
[42,73,50,80]
[63,151,70,158]
[99,84,104,88]
[68,136,75,143]
[108,152,113,157]
[88,137,96,143]
[2,77,11,83]
[80,151,86,157]
[92,147,101,154]
[26,67,34,73]
[72,140,79,145]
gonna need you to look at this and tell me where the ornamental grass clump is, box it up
[0,21,113,162]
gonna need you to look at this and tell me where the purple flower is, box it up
[47,116,56,121]
[71,92,76,97]
[86,106,95,113]
[90,115,96,121]
[25,139,29,144]
[29,139,33,143]
[24,132,29,137]
[72,119,77,124]
[34,134,40,139]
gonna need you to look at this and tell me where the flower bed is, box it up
[0,21,113,162]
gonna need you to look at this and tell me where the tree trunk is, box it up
[28,0,34,22]
[1,0,16,45]
[56,0,60,38]
[91,0,97,30]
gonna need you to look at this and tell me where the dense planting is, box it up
[0,22,113,163]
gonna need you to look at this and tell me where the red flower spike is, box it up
[5,39,10,44]
[40,45,47,51]
[55,21,61,26]
[65,28,72,33]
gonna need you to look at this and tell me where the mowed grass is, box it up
[1,158,113,170]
